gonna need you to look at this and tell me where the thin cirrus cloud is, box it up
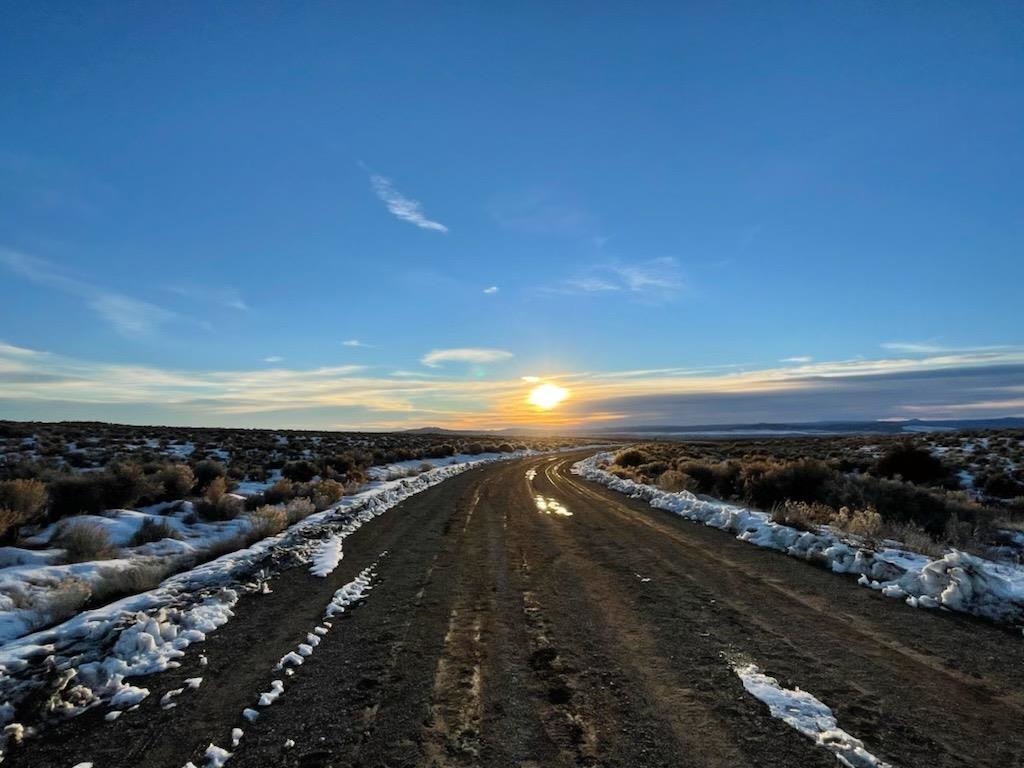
[167,284,249,311]
[780,356,813,364]
[342,339,372,348]
[550,257,683,300]
[881,341,1015,356]
[0,248,179,338]
[369,173,448,233]
[483,286,499,294]
[421,348,514,368]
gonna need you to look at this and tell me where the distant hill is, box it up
[584,417,1024,437]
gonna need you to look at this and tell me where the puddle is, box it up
[534,495,572,517]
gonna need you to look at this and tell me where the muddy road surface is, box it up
[12,452,1024,767]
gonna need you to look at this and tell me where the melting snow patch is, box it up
[309,535,344,578]
[242,708,259,722]
[325,562,379,618]
[204,743,232,767]
[231,727,243,747]
[733,663,892,768]
[258,680,284,706]
[160,687,184,709]
[276,651,304,669]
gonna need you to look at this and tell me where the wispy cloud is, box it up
[780,356,813,364]
[421,348,514,368]
[550,258,683,301]
[483,286,499,295]
[881,341,949,355]
[342,339,372,348]
[490,189,594,238]
[881,341,1014,356]
[263,356,284,363]
[167,284,249,311]
[0,248,180,337]
[369,174,448,233]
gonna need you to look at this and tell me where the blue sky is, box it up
[2,2,1022,429]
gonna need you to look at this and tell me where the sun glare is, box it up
[527,382,569,410]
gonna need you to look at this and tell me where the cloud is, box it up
[2,342,1024,430]
[881,341,949,355]
[263,356,284,363]
[167,284,249,311]
[780,356,813,364]
[483,286,499,294]
[342,339,372,348]
[89,294,176,337]
[0,248,180,338]
[489,189,595,238]
[421,348,514,368]
[550,258,683,300]
[369,174,448,233]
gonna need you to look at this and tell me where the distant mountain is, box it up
[583,417,1024,437]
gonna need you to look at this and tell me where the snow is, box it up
[734,662,891,767]
[574,452,1024,627]
[231,727,243,747]
[258,680,284,706]
[324,562,378,618]
[204,743,231,767]
[233,470,282,497]
[276,651,303,669]
[309,535,344,578]
[242,708,259,722]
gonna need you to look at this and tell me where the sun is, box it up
[527,382,568,410]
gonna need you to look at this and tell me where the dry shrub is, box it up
[128,517,181,547]
[202,533,249,561]
[882,522,945,558]
[833,505,883,538]
[613,448,649,468]
[0,479,48,537]
[657,470,697,493]
[91,562,171,604]
[770,500,832,532]
[249,505,287,539]
[264,478,295,505]
[284,497,315,524]
[159,464,194,500]
[311,479,344,510]
[205,476,227,505]
[0,508,24,542]
[27,577,92,630]
[59,520,117,563]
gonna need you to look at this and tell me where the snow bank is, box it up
[573,452,1024,627]
[733,662,892,768]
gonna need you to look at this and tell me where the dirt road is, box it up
[13,452,1024,767]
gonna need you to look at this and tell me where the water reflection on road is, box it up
[534,494,572,517]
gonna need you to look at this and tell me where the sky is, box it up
[1,2,1023,431]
